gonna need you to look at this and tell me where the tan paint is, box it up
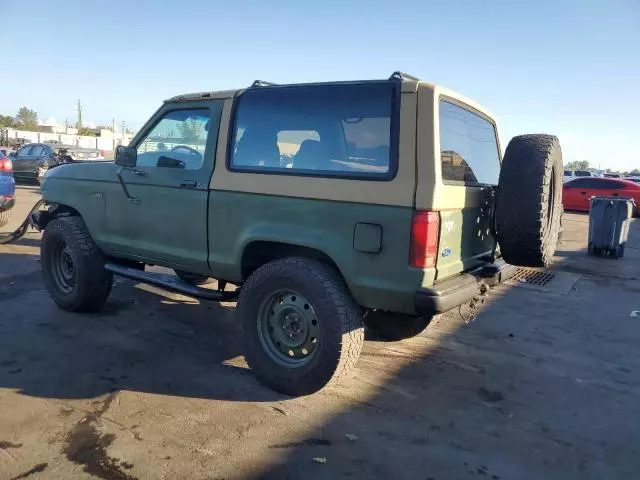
[203,75,498,210]
[211,92,418,207]
[415,82,500,211]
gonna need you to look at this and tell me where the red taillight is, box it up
[410,210,440,269]
[0,159,12,171]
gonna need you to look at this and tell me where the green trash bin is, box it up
[587,196,635,259]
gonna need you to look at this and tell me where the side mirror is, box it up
[115,145,136,167]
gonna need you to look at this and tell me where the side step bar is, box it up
[104,263,239,302]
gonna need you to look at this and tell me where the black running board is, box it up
[104,263,239,302]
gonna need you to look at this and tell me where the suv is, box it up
[31,73,563,396]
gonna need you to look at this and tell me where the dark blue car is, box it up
[0,150,16,227]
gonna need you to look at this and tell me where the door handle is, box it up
[130,168,146,176]
[180,179,197,188]
[580,191,587,195]
[612,193,619,197]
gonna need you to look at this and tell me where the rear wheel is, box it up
[237,257,364,396]
[495,134,563,267]
[174,270,214,286]
[41,217,113,312]
[365,311,433,341]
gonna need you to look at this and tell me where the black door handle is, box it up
[612,193,619,197]
[580,191,587,195]
[180,179,197,188]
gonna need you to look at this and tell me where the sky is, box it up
[1,0,638,171]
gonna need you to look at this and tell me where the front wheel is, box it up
[237,258,364,396]
[41,217,113,312]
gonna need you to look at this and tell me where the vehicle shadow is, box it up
[245,219,640,480]
[0,252,288,402]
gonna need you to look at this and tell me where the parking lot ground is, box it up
[1,186,639,480]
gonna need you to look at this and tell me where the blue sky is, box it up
[1,0,638,170]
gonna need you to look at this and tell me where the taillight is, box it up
[409,210,440,268]
[0,159,12,171]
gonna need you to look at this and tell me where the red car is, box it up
[563,177,640,215]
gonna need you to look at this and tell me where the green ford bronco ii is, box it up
[31,72,563,396]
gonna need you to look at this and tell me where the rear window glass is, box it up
[439,100,500,186]
[229,82,397,179]
[564,170,572,176]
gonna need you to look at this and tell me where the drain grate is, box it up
[511,268,556,286]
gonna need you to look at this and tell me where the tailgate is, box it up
[436,186,497,280]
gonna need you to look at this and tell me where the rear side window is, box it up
[574,170,591,177]
[439,100,500,186]
[229,82,398,179]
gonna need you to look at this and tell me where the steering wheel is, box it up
[170,145,201,156]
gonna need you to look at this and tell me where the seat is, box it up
[293,139,333,171]
[234,128,281,168]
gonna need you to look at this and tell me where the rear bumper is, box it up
[415,260,517,315]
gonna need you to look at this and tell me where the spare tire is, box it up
[495,134,563,267]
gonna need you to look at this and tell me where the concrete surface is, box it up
[1,186,639,480]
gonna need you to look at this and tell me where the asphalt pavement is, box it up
[1,186,639,480]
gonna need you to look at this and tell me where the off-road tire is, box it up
[238,257,364,396]
[41,217,113,312]
[174,270,214,286]
[496,134,563,267]
[365,311,433,341]
[0,210,10,228]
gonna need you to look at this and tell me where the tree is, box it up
[177,119,204,144]
[77,127,95,136]
[565,160,590,171]
[631,168,640,175]
[0,115,15,128]
[15,107,38,130]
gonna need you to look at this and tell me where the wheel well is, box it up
[241,241,342,281]
[39,204,81,230]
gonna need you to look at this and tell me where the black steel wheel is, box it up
[238,257,364,396]
[41,217,113,312]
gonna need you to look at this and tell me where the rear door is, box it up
[436,99,500,277]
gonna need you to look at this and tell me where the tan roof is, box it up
[163,73,493,120]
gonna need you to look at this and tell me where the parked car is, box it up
[574,170,595,177]
[9,143,105,183]
[31,72,564,395]
[563,177,640,215]
[564,170,574,182]
[0,151,16,228]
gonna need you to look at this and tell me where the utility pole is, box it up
[112,118,115,150]
[64,118,68,134]
[76,99,83,129]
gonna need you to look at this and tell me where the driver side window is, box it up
[136,108,210,170]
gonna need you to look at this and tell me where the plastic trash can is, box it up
[587,196,635,259]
